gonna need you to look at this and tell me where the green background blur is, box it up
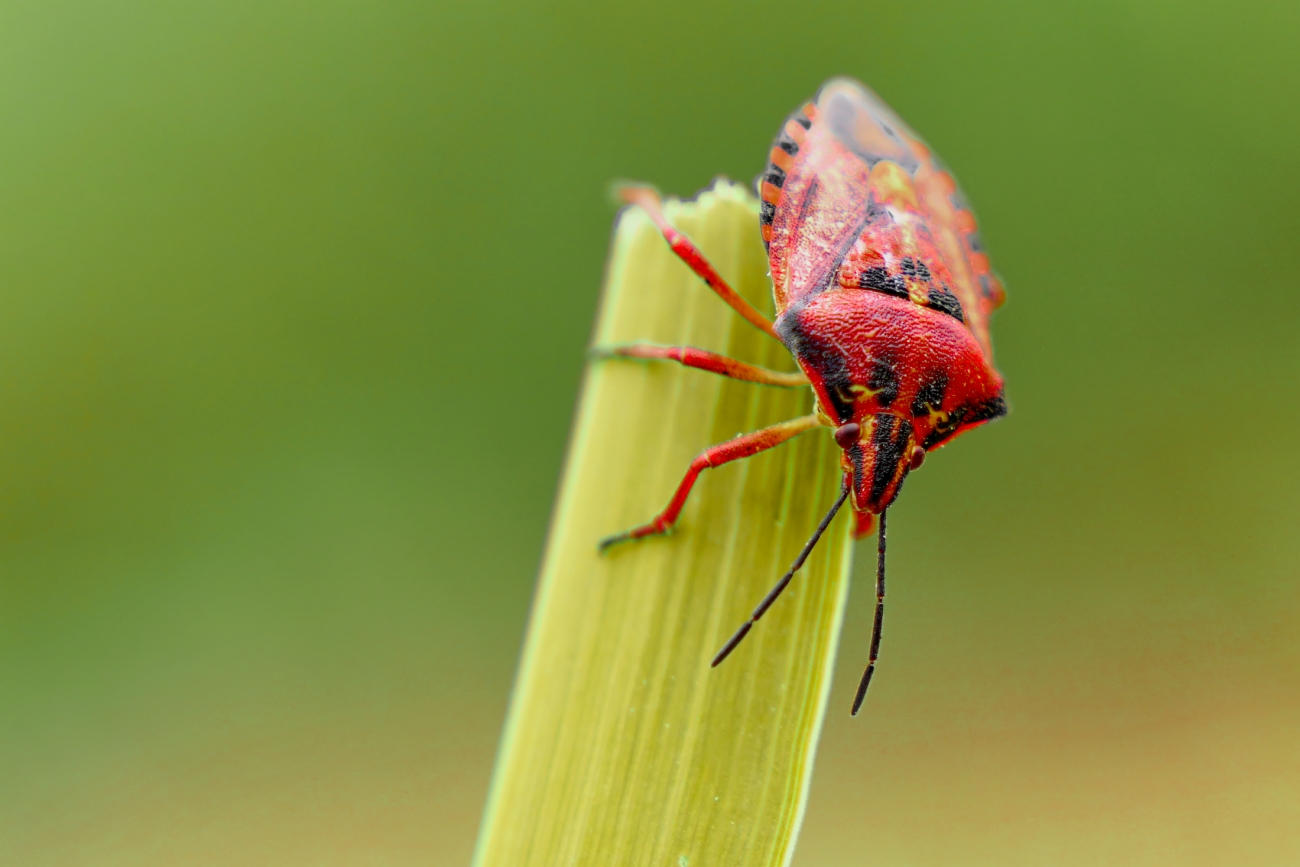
[2,1,1297,864]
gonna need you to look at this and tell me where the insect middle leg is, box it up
[599,414,821,550]
[618,185,781,341]
[592,343,808,387]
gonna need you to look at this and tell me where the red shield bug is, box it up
[596,78,1007,714]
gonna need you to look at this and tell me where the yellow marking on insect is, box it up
[836,382,889,407]
[813,397,835,428]
[868,160,919,210]
[924,407,951,430]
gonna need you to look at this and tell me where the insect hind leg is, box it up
[616,184,781,342]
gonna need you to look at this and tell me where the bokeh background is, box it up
[2,1,1297,864]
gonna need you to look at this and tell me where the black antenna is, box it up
[712,479,851,667]
[851,507,887,715]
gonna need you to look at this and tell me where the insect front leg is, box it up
[616,184,781,341]
[591,343,808,387]
[599,414,821,550]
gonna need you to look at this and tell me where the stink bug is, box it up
[596,78,1007,714]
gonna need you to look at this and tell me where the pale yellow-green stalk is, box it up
[473,180,855,867]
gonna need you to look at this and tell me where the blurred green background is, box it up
[1,1,1297,864]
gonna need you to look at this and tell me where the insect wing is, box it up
[766,78,1006,358]
[761,99,876,313]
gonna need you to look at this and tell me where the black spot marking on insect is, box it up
[777,310,855,423]
[848,441,866,496]
[900,257,932,281]
[869,414,910,506]
[919,409,963,450]
[775,129,800,157]
[926,286,965,322]
[793,112,812,130]
[763,164,787,189]
[760,199,776,227]
[918,392,1006,450]
[866,359,900,409]
[860,267,909,299]
[966,392,1008,424]
[920,424,954,451]
[911,371,949,418]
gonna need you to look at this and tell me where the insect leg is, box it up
[617,184,781,341]
[592,343,807,387]
[598,414,821,551]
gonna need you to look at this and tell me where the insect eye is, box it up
[833,423,861,449]
[909,447,926,471]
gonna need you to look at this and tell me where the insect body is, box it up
[598,78,1007,714]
